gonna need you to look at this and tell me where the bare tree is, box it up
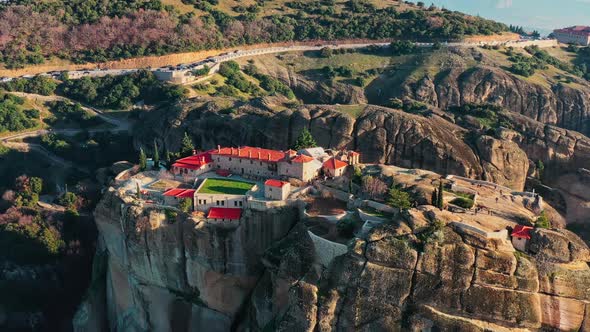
[362,176,388,200]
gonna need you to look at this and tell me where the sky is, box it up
[408,0,590,35]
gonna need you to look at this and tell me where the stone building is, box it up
[323,157,348,178]
[171,151,214,178]
[172,145,359,182]
[192,178,255,212]
[264,179,291,201]
[553,26,590,46]
[163,188,196,207]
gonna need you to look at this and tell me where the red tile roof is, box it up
[511,225,533,240]
[555,26,590,36]
[163,188,186,197]
[291,154,314,163]
[207,207,242,220]
[265,179,288,188]
[211,146,286,163]
[175,189,196,198]
[173,152,213,170]
[163,188,195,198]
[323,157,348,170]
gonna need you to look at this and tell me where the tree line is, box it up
[0,0,507,68]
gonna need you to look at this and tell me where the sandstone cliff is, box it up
[247,217,590,332]
[134,100,590,192]
[77,179,590,331]
[73,188,299,331]
[373,48,590,137]
[135,103,485,185]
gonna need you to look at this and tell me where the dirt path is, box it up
[1,93,130,173]
[10,92,130,130]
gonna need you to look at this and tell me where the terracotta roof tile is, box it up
[511,225,533,240]
[323,157,348,170]
[207,208,242,220]
[265,179,288,188]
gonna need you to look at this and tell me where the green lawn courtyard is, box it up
[197,178,255,195]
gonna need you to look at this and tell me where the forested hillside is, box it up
[0,0,507,68]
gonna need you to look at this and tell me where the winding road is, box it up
[0,38,557,171]
[2,39,557,82]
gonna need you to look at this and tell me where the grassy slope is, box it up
[0,0,512,76]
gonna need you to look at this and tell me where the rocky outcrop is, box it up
[397,52,590,137]
[135,103,484,181]
[250,222,590,331]
[73,188,299,331]
[496,112,590,177]
[137,101,590,191]
[544,169,590,225]
[476,135,529,190]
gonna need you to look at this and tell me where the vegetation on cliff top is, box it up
[0,0,508,68]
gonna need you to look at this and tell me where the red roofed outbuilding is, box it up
[264,179,291,201]
[172,151,214,177]
[322,157,349,178]
[511,225,533,252]
[207,207,242,221]
[163,188,196,210]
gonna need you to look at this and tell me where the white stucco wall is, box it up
[193,193,247,211]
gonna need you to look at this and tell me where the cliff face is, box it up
[247,220,590,332]
[75,172,590,331]
[136,103,483,184]
[135,101,590,192]
[395,55,590,137]
[73,188,298,331]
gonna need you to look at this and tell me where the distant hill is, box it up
[0,0,507,69]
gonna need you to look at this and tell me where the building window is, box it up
[239,159,242,163]
[198,200,201,204]
[216,200,220,206]
[234,201,238,207]
[239,201,243,207]
[250,160,253,164]
[229,157,232,161]
[221,201,225,206]
[268,188,272,192]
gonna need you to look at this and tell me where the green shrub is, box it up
[450,197,474,209]
[386,187,412,210]
[178,198,193,213]
[165,209,178,222]
[535,211,551,229]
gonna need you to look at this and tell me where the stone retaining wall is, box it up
[308,231,348,267]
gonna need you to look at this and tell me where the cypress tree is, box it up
[292,128,317,150]
[164,147,172,170]
[153,140,160,170]
[431,188,438,206]
[180,132,194,157]
[139,147,147,171]
[437,180,444,210]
